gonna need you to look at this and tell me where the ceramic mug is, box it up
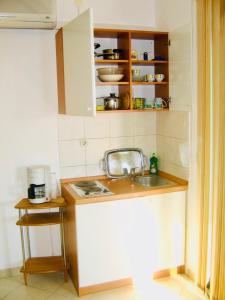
[145,74,155,82]
[155,97,167,109]
[144,98,155,108]
[155,74,165,82]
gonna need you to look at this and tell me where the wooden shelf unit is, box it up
[132,81,168,85]
[16,212,61,226]
[20,256,66,274]
[94,28,169,112]
[56,21,169,115]
[95,59,129,64]
[96,81,129,86]
[15,197,68,285]
[131,60,168,65]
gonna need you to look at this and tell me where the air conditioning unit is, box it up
[0,0,57,29]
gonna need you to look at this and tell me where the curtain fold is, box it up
[210,0,225,299]
[196,0,211,291]
[196,0,225,299]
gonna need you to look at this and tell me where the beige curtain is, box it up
[196,0,211,290]
[196,0,225,299]
[210,1,225,299]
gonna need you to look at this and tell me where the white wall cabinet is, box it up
[56,9,96,116]
[76,191,186,287]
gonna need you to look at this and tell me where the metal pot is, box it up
[95,49,123,60]
[104,93,122,110]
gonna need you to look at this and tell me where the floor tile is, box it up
[0,278,21,299]
[3,285,50,300]
[52,279,78,298]
[0,274,208,300]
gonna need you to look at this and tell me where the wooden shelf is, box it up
[15,197,66,210]
[96,81,129,86]
[95,59,129,64]
[131,60,168,65]
[16,212,61,226]
[97,108,169,113]
[132,81,168,85]
[20,256,68,274]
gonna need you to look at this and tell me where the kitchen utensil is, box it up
[94,43,100,50]
[103,49,122,60]
[132,69,141,81]
[104,93,122,110]
[95,49,123,60]
[154,97,167,109]
[144,98,155,108]
[98,74,124,82]
[154,55,166,61]
[133,98,145,109]
[155,74,165,82]
[122,92,130,109]
[27,166,48,204]
[145,74,155,82]
[131,50,138,60]
[70,181,113,198]
[143,52,148,60]
[97,67,124,75]
[96,97,105,110]
[103,148,145,178]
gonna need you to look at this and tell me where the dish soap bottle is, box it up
[149,153,158,175]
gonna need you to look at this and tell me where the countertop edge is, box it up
[61,171,188,205]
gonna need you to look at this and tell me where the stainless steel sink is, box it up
[133,175,175,187]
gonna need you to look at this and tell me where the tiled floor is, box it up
[0,273,207,300]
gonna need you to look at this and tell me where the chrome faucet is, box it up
[129,167,145,180]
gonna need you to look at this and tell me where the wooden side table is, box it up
[15,197,69,285]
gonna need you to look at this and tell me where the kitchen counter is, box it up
[61,171,188,205]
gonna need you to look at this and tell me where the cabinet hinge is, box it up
[168,40,171,46]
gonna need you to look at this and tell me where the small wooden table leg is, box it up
[64,270,68,282]
[23,272,28,285]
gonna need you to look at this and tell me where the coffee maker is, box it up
[27,166,48,204]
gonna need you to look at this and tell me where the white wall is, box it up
[57,0,156,28]
[0,30,60,270]
[0,0,157,272]
[155,0,191,31]
[156,112,189,180]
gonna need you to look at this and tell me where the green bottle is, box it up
[149,153,158,175]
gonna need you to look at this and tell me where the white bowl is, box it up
[99,74,124,82]
[97,67,124,75]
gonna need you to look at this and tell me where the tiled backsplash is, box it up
[58,111,189,180]
[156,111,190,179]
[58,112,156,179]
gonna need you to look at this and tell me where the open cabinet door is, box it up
[60,9,96,116]
[169,23,192,111]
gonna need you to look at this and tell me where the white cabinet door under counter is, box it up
[62,181,186,296]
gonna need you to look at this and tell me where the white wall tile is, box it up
[156,111,189,139]
[58,115,85,140]
[60,166,86,179]
[59,140,85,167]
[134,112,156,135]
[85,138,110,165]
[109,137,134,149]
[134,135,156,158]
[109,113,134,137]
[84,114,110,138]
[157,135,189,167]
[159,159,189,180]
[86,164,106,177]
